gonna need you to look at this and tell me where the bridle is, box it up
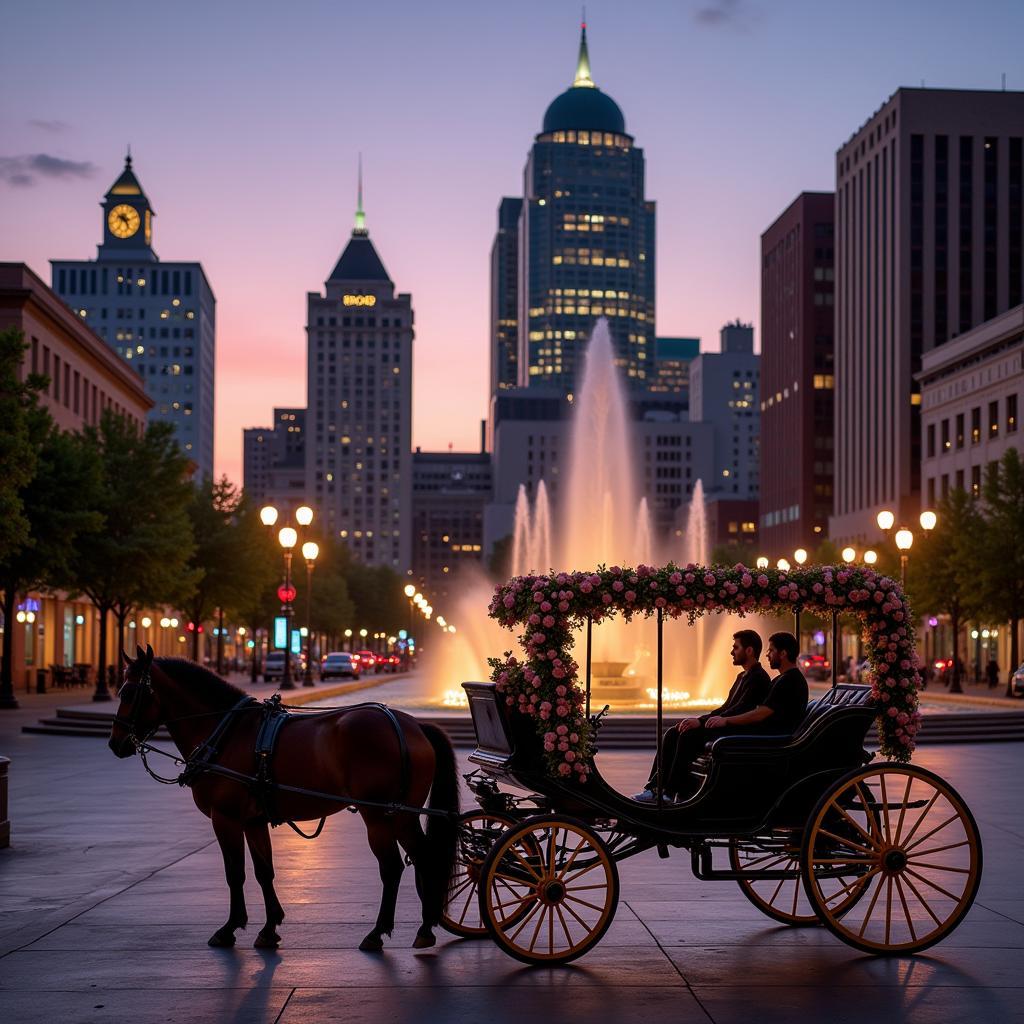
[113,663,187,784]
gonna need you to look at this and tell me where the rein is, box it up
[115,669,455,832]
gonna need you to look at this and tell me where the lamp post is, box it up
[278,526,297,690]
[403,584,416,669]
[301,541,319,686]
[895,527,914,589]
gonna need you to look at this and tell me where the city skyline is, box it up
[2,0,1022,484]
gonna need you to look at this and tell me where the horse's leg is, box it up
[397,815,437,949]
[359,815,404,953]
[244,821,285,949]
[208,810,247,947]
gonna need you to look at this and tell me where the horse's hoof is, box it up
[254,931,281,949]
[412,931,436,949]
[208,930,236,948]
[359,935,384,952]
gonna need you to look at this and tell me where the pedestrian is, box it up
[986,658,1000,689]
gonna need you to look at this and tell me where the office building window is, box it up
[971,406,981,444]
[941,419,950,451]
[971,465,981,499]
[956,412,964,448]
[989,400,999,437]
[1008,394,1018,433]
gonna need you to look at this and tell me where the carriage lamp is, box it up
[863,550,878,565]
[295,505,314,527]
[793,548,808,566]
[895,527,914,588]
[260,505,279,527]
[841,547,856,564]
[301,541,319,687]
[919,510,937,532]
[755,556,769,570]
[876,509,895,532]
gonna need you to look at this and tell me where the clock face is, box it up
[108,204,141,239]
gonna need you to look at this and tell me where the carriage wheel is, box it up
[730,828,876,927]
[441,812,516,938]
[802,763,982,954]
[478,815,619,965]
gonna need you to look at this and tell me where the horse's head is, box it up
[108,644,163,758]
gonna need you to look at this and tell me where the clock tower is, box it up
[98,151,156,261]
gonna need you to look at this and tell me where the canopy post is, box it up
[656,607,664,810]
[832,609,839,690]
[585,616,593,718]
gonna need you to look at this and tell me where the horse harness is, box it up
[118,667,418,839]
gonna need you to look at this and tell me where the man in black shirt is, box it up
[634,630,808,802]
[634,629,771,803]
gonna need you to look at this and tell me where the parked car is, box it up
[354,650,380,673]
[262,650,305,683]
[798,653,831,681]
[321,652,360,680]
[382,653,401,673]
[1011,662,1024,698]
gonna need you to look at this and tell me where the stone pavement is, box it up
[0,686,1022,1023]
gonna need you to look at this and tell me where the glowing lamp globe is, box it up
[842,547,856,564]
[301,541,319,561]
[919,510,937,532]
[278,527,297,550]
[404,584,416,598]
[295,505,314,527]
[895,528,914,552]
[876,509,895,531]
[864,549,878,565]
[259,505,279,527]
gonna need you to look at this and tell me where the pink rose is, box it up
[625,591,636,602]
[557,763,572,775]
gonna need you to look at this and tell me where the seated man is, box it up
[634,630,808,803]
[633,629,771,804]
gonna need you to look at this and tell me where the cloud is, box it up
[694,0,745,27]
[28,119,70,133]
[0,153,96,187]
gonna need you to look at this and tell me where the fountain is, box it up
[429,318,735,712]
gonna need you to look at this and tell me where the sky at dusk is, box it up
[3,0,1022,484]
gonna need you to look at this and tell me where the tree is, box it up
[71,412,195,700]
[296,536,355,642]
[488,534,512,581]
[0,413,101,707]
[906,488,983,693]
[0,328,47,566]
[346,560,407,637]
[977,449,1024,695]
[181,478,269,663]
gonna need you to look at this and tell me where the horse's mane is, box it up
[154,658,247,707]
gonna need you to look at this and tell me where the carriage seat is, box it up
[698,683,876,763]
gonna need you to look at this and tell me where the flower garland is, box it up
[487,563,923,781]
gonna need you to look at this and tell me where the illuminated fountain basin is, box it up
[427,318,737,711]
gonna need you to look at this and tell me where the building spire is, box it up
[353,153,367,236]
[125,144,132,169]
[573,13,595,88]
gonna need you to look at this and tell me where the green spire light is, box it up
[573,18,595,88]
[353,153,367,235]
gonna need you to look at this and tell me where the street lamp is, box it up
[776,558,791,572]
[895,527,914,588]
[403,583,416,669]
[876,509,895,533]
[296,505,314,527]
[301,541,319,686]
[278,526,298,689]
[864,549,878,565]
[755,556,769,570]
[842,547,856,564]
[260,505,279,527]
[793,548,808,566]
[344,627,352,652]
[919,510,937,533]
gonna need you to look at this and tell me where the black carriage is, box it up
[441,611,983,965]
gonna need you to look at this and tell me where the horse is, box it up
[108,644,459,952]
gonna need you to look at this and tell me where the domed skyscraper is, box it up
[490,23,656,395]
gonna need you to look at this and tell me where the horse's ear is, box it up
[136,644,146,660]
[145,643,154,664]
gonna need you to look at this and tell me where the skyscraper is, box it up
[490,197,522,393]
[831,88,1024,542]
[305,180,413,570]
[52,154,216,478]
[760,192,835,555]
[515,24,656,391]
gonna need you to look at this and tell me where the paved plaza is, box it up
[0,673,1022,1023]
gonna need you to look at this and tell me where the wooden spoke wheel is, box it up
[442,812,519,938]
[729,834,870,926]
[478,814,619,965]
[801,763,982,955]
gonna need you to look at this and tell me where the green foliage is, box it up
[345,559,407,635]
[710,540,759,566]
[293,536,355,636]
[487,533,512,581]
[0,327,48,561]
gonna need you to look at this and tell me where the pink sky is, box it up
[2,0,1019,483]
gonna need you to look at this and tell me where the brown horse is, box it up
[108,645,459,951]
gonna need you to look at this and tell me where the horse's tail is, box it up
[421,722,460,925]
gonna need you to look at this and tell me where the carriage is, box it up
[438,566,983,966]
